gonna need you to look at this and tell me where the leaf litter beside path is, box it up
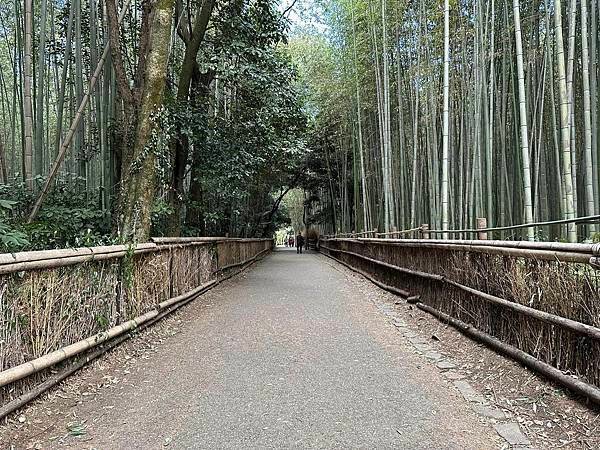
[0,297,203,449]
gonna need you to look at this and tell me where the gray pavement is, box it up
[17,248,500,449]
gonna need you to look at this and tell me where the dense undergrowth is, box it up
[0,175,113,252]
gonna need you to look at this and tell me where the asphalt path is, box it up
[10,248,500,449]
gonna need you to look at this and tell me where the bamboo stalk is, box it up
[0,243,156,266]
[319,249,411,298]
[27,0,134,222]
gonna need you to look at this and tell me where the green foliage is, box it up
[151,199,175,237]
[167,0,309,237]
[95,313,109,330]
[0,199,30,251]
[0,175,112,251]
[1,0,312,246]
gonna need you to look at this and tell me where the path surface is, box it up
[7,248,502,449]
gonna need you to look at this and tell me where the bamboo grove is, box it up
[0,0,307,249]
[294,0,600,242]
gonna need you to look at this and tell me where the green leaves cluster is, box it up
[0,175,112,250]
[164,0,309,237]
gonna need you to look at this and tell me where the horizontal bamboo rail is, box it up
[375,227,422,237]
[0,246,158,274]
[152,237,272,245]
[0,332,131,420]
[0,238,270,387]
[323,238,597,265]
[0,242,270,419]
[321,249,411,298]
[0,237,273,408]
[427,214,600,234]
[0,238,275,274]
[0,243,156,265]
[0,279,215,388]
[213,247,271,273]
[325,230,378,238]
[361,238,599,254]
[325,214,600,239]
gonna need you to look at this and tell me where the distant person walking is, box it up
[296,233,305,254]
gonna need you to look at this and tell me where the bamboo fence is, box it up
[320,237,600,405]
[0,237,272,411]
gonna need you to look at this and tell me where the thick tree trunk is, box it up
[118,0,175,242]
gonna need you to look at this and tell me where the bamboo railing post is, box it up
[421,224,430,239]
[477,218,488,240]
[372,228,378,238]
[392,226,397,239]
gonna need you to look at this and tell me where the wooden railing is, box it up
[0,237,272,417]
[319,236,600,405]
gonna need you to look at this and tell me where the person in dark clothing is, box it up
[296,233,305,254]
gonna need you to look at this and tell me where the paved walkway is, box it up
[6,248,501,449]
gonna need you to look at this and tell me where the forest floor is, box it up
[0,248,597,449]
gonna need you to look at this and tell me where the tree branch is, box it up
[105,0,134,106]
[282,0,298,18]
[177,0,216,101]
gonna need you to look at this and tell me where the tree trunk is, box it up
[168,0,216,235]
[118,0,175,242]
